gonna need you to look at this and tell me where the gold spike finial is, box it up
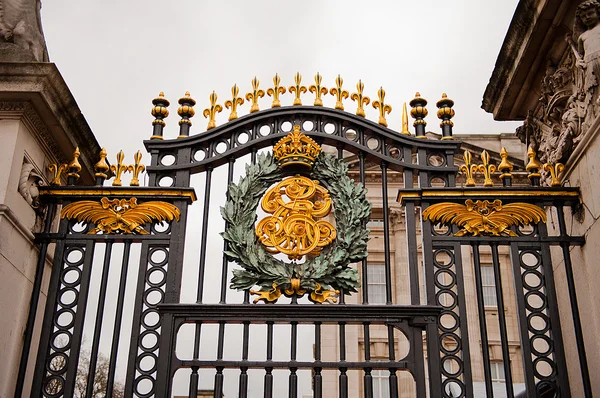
[460,150,477,187]
[400,102,410,135]
[478,150,496,187]
[498,147,513,181]
[202,91,223,130]
[67,147,82,181]
[288,72,307,106]
[245,76,265,113]
[128,150,146,186]
[372,86,392,127]
[350,79,370,117]
[224,84,244,121]
[526,145,542,182]
[309,72,328,106]
[110,150,130,186]
[329,74,349,110]
[543,162,565,187]
[94,148,109,180]
[267,74,286,108]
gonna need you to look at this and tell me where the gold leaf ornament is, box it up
[202,91,223,130]
[350,79,370,117]
[267,73,286,108]
[61,197,180,234]
[288,72,307,106]
[329,74,349,111]
[372,86,392,127]
[224,84,244,121]
[246,76,265,113]
[309,72,328,106]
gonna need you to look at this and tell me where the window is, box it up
[490,362,506,383]
[372,369,390,398]
[367,263,387,304]
[480,266,497,307]
[367,219,385,228]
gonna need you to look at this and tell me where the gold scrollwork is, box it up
[61,197,180,235]
[249,279,339,304]
[422,199,547,237]
[256,175,336,260]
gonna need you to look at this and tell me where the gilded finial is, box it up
[350,79,370,117]
[309,72,328,106]
[224,84,244,121]
[110,150,130,186]
[498,147,513,181]
[372,86,392,127]
[273,125,322,168]
[128,150,145,186]
[177,91,196,127]
[245,76,265,113]
[409,92,428,138]
[543,162,565,187]
[94,148,110,180]
[67,147,82,182]
[526,145,542,182]
[151,92,170,131]
[436,93,455,140]
[329,74,349,110]
[267,74,286,108]
[202,91,223,130]
[478,150,496,187]
[460,150,477,187]
[400,102,410,135]
[288,72,307,106]
[48,163,67,186]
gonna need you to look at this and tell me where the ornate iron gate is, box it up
[19,76,589,398]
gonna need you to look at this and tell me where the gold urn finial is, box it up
[151,92,170,129]
[526,145,542,182]
[273,125,322,168]
[267,73,286,108]
[289,72,307,106]
[372,86,392,127]
[94,148,110,180]
[400,102,411,135]
[224,84,244,121]
[309,72,328,106]
[329,74,349,111]
[246,76,265,113]
[410,92,428,138]
[350,79,370,117]
[129,150,146,186]
[177,91,196,127]
[202,91,223,130]
[436,93,455,126]
[498,147,513,181]
[67,147,82,181]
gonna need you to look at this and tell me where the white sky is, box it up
[40,2,523,397]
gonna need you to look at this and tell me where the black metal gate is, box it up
[18,80,590,398]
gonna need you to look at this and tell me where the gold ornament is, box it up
[478,150,496,187]
[48,163,67,186]
[177,91,196,127]
[400,102,411,135]
[224,84,244,121]
[309,72,328,106]
[526,145,542,181]
[543,162,565,187]
[460,150,477,187]
[110,150,130,187]
[288,72,307,106]
[498,147,514,181]
[267,73,286,108]
[422,199,547,237]
[94,148,110,180]
[256,175,336,260]
[372,86,392,127]
[202,91,223,130]
[129,150,145,186]
[350,79,370,117]
[273,125,322,168]
[61,197,180,235]
[67,147,82,181]
[329,74,349,110]
[245,76,265,113]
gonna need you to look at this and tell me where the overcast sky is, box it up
[40,2,522,396]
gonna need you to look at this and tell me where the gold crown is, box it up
[273,125,322,168]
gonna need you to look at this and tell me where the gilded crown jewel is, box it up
[273,125,322,168]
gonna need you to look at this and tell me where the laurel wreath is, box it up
[220,151,370,298]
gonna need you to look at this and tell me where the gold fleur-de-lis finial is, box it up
[267,73,286,108]
[460,150,478,187]
[309,72,328,106]
[110,150,130,186]
[543,162,565,187]
[288,72,307,106]
[128,150,146,187]
[372,86,392,127]
[48,163,68,186]
[94,147,110,180]
[67,147,82,182]
[224,84,244,121]
[329,74,349,110]
[245,76,265,113]
[350,79,370,117]
[400,102,410,135]
[202,91,223,130]
[478,150,496,187]
[498,147,514,185]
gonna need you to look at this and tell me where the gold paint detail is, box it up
[400,102,411,135]
[526,145,542,180]
[94,148,109,179]
[329,74,349,110]
[249,280,339,304]
[397,189,579,203]
[409,92,428,127]
[202,91,223,130]
[48,163,67,186]
[67,147,82,180]
[224,84,244,121]
[61,197,181,235]
[478,150,496,187]
[110,150,130,187]
[273,125,322,168]
[460,150,477,187]
[40,188,197,201]
[245,76,265,113]
[177,91,196,126]
[129,151,145,187]
[436,93,455,127]
[151,91,170,127]
[310,283,340,303]
[422,199,547,237]
[350,79,370,117]
[267,73,286,108]
[543,162,565,187]
[309,72,328,106]
[288,72,307,106]
[250,283,282,304]
[284,277,307,296]
[256,175,336,260]
[372,86,392,127]
[498,147,514,181]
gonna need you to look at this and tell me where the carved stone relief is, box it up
[0,0,48,62]
[18,157,47,230]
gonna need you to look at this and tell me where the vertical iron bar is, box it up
[381,162,393,304]
[15,203,56,398]
[220,158,235,303]
[188,368,199,398]
[491,243,514,398]
[238,320,250,398]
[106,241,132,398]
[556,205,592,396]
[363,323,372,398]
[196,166,213,304]
[289,368,298,398]
[265,322,274,398]
[388,325,398,398]
[289,322,298,398]
[314,322,322,398]
[364,368,373,398]
[214,367,224,398]
[337,144,346,304]
[471,243,494,398]
[359,150,369,305]
[339,322,348,398]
